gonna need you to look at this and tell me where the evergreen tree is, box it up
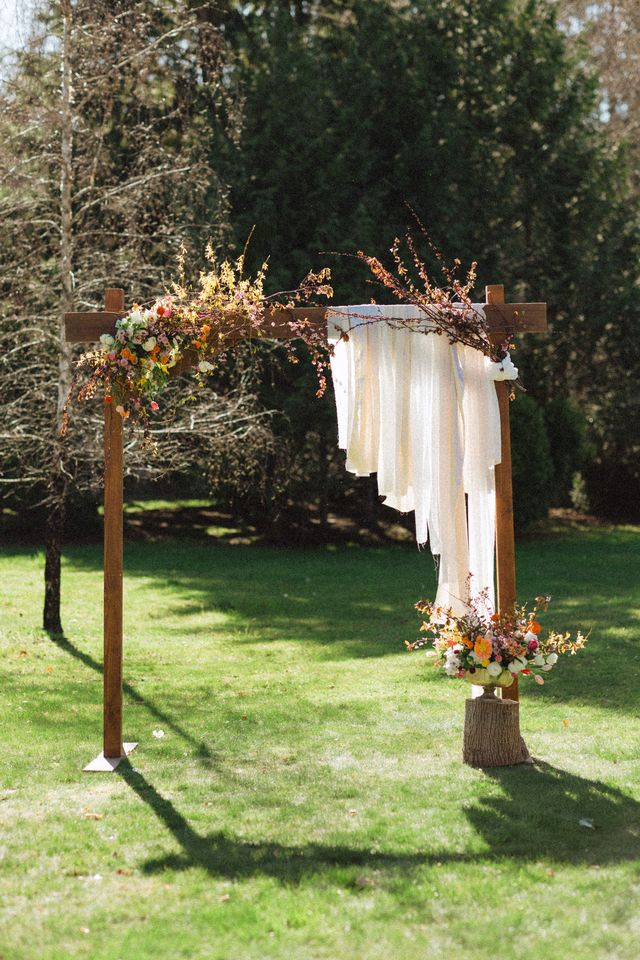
[226,0,640,518]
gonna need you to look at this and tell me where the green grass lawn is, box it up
[1,522,639,960]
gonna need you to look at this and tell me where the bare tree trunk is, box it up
[43,442,66,635]
[44,0,74,635]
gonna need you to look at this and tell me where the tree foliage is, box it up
[557,0,640,190]
[0,0,260,630]
[2,0,639,552]
[225,0,640,520]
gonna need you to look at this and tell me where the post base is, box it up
[83,742,137,772]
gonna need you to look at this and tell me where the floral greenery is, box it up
[349,213,514,364]
[408,592,587,687]
[63,244,332,445]
[63,222,515,452]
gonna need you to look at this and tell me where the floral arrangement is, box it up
[407,593,587,686]
[63,243,332,443]
[345,209,514,365]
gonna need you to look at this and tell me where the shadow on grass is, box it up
[119,761,453,881]
[119,759,640,883]
[466,760,640,864]
[60,540,433,661]
[48,529,640,693]
[49,632,218,767]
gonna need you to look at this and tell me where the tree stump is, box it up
[463,687,531,768]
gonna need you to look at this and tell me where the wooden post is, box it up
[486,284,519,704]
[461,286,530,767]
[84,289,137,772]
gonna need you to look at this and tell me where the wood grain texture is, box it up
[64,311,125,342]
[102,288,125,758]
[64,303,546,343]
[487,284,519,704]
[463,692,530,767]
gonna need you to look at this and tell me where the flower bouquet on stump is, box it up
[408,593,587,768]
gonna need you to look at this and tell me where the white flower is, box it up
[443,648,461,675]
[492,352,519,381]
[143,337,157,351]
[524,631,537,644]
[547,652,558,665]
[487,661,503,677]
[532,654,545,667]
[129,307,143,325]
[541,663,553,671]
[99,333,115,349]
[509,657,528,674]
[198,360,214,373]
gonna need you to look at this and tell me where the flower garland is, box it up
[407,593,587,686]
[62,244,332,444]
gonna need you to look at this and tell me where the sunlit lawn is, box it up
[1,521,639,960]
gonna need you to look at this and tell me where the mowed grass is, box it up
[1,522,640,960]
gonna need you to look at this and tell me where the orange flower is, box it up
[528,621,541,634]
[462,636,473,649]
[491,613,500,622]
[201,324,211,336]
[474,635,493,661]
[193,340,201,349]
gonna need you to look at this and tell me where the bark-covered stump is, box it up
[463,688,531,768]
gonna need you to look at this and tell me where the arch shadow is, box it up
[118,758,640,884]
[49,631,218,766]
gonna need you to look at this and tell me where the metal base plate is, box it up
[83,742,138,772]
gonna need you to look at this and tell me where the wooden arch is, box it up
[64,286,547,770]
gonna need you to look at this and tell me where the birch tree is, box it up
[0,0,251,633]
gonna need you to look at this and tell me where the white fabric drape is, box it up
[329,304,509,615]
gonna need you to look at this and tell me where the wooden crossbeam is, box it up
[65,285,547,769]
[64,302,547,343]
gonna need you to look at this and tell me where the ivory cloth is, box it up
[328,304,510,615]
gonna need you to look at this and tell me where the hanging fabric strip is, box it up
[328,305,515,614]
